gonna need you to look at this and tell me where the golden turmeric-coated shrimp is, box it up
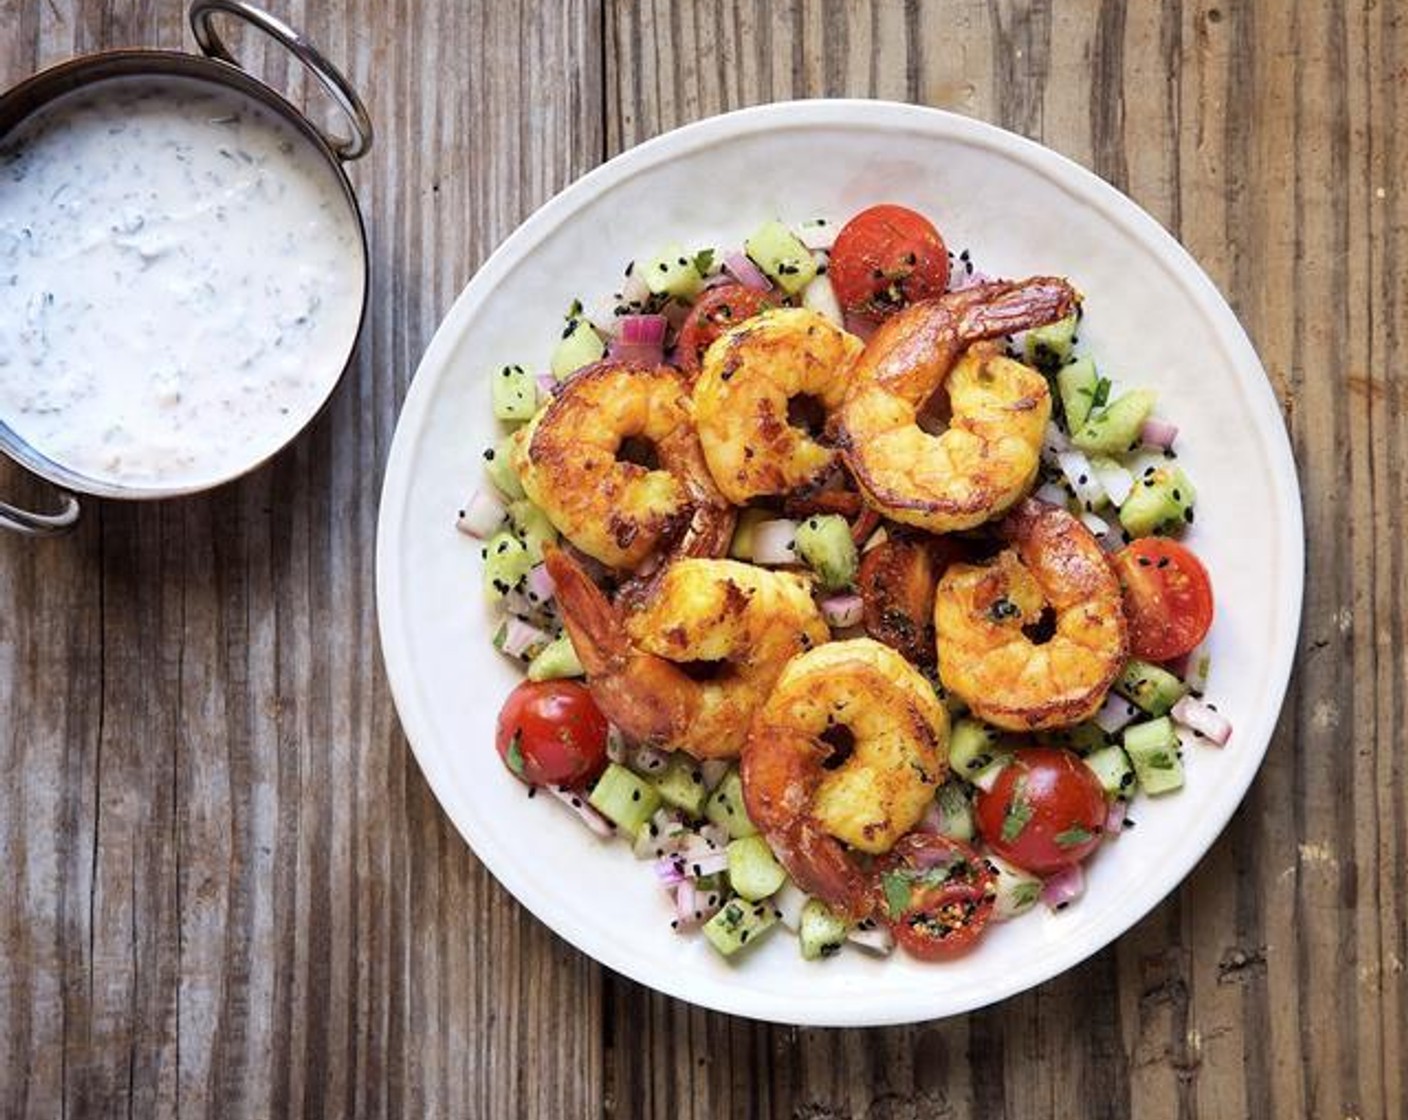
[545,547,828,760]
[836,278,1080,533]
[741,639,949,921]
[514,361,734,571]
[693,307,864,504]
[934,498,1128,731]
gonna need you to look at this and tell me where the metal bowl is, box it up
[0,0,372,535]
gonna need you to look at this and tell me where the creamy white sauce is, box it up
[0,76,364,490]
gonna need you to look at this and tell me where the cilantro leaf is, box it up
[1054,825,1094,848]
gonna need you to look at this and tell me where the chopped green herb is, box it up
[1000,775,1033,843]
[504,731,525,778]
[692,248,716,277]
[882,871,912,916]
[1054,825,1094,848]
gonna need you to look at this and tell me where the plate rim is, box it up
[376,97,1305,1026]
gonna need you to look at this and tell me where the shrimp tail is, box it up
[950,276,1082,343]
[544,545,695,747]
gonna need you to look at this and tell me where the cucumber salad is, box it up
[456,204,1230,964]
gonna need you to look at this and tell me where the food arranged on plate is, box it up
[457,204,1228,963]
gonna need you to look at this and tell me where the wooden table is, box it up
[2,2,1402,1116]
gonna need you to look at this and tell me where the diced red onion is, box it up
[633,809,688,859]
[654,856,687,888]
[455,488,507,538]
[972,760,1008,793]
[701,270,735,290]
[1040,422,1070,466]
[1035,481,1072,508]
[1079,510,1113,540]
[847,920,894,955]
[621,269,651,307]
[1090,458,1135,506]
[544,784,615,837]
[617,314,668,346]
[774,880,809,931]
[1140,416,1180,450]
[1094,690,1140,733]
[502,586,553,622]
[1104,798,1128,836]
[631,745,670,774]
[949,267,997,292]
[606,339,664,366]
[723,250,771,291]
[915,800,946,834]
[862,526,888,553]
[673,879,724,929]
[821,592,864,629]
[680,848,730,878]
[1171,694,1232,746]
[697,822,730,851]
[801,273,844,327]
[798,221,834,251]
[1041,862,1086,910]
[1057,449,1107,510]
[700,759,730,791]
[535,372,558,396]
[750,519,799,566]
[524,562,556,605]
[499,616,552,659]
[662,298,691,333]
[605,726,629,764]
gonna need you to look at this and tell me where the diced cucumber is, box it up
[1082,743,1136,799]
[728,507,773,561]
[491,363,537,422]
[793,513,858,591]
[652,754,710,817]
[588,762,662,836]
[483,530,533,602]
[1119,464,1197,537]
[948,718,1009,783]
[798,898,848,960]
[1056,356,1100,432]
[526,631,583,681]
[550,315,606,379]
[507,499,558,563]
[702,896,778,957]
[644,242,705,300]
[705,769,758,838]
[1043,720,1112,755]
[932,781,975,842]
[1025,313,1079,372]
[1115,658,1188,716]
[1122,717,1185,795]
[484,435,526,500]
[1071,388,1157,454]
[988,853,1044,920]
[744,220,817,295]
[726,835,788,901]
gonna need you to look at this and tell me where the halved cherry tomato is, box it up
[876,834,996,959]
[1111,537,1214,663]
[675,284,774,371]
[828,204,950,322]
[495,680,609,787]
[974,747,1106,875]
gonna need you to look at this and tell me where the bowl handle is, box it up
[188,0,374,161]
[0,489,80,537]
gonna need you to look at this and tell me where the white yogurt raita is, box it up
[0,76,364,490]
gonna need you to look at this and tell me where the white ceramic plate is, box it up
[376,100,1302,1026]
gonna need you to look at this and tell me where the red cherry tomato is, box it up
[828,204,950,323]
[974,748,1106,875]
[675,284,775,371]
[495,680,609,788]
[1111,537,1214,663]
[876,834,996,959]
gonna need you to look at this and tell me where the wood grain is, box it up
[1,1,1403,1117]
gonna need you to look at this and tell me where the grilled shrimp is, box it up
[545,547,828,760]
[693,307,864,504]
[933,498,1127,731]
[836,278,1080,533]
[515,361,734,571]
[741,638,949,920]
